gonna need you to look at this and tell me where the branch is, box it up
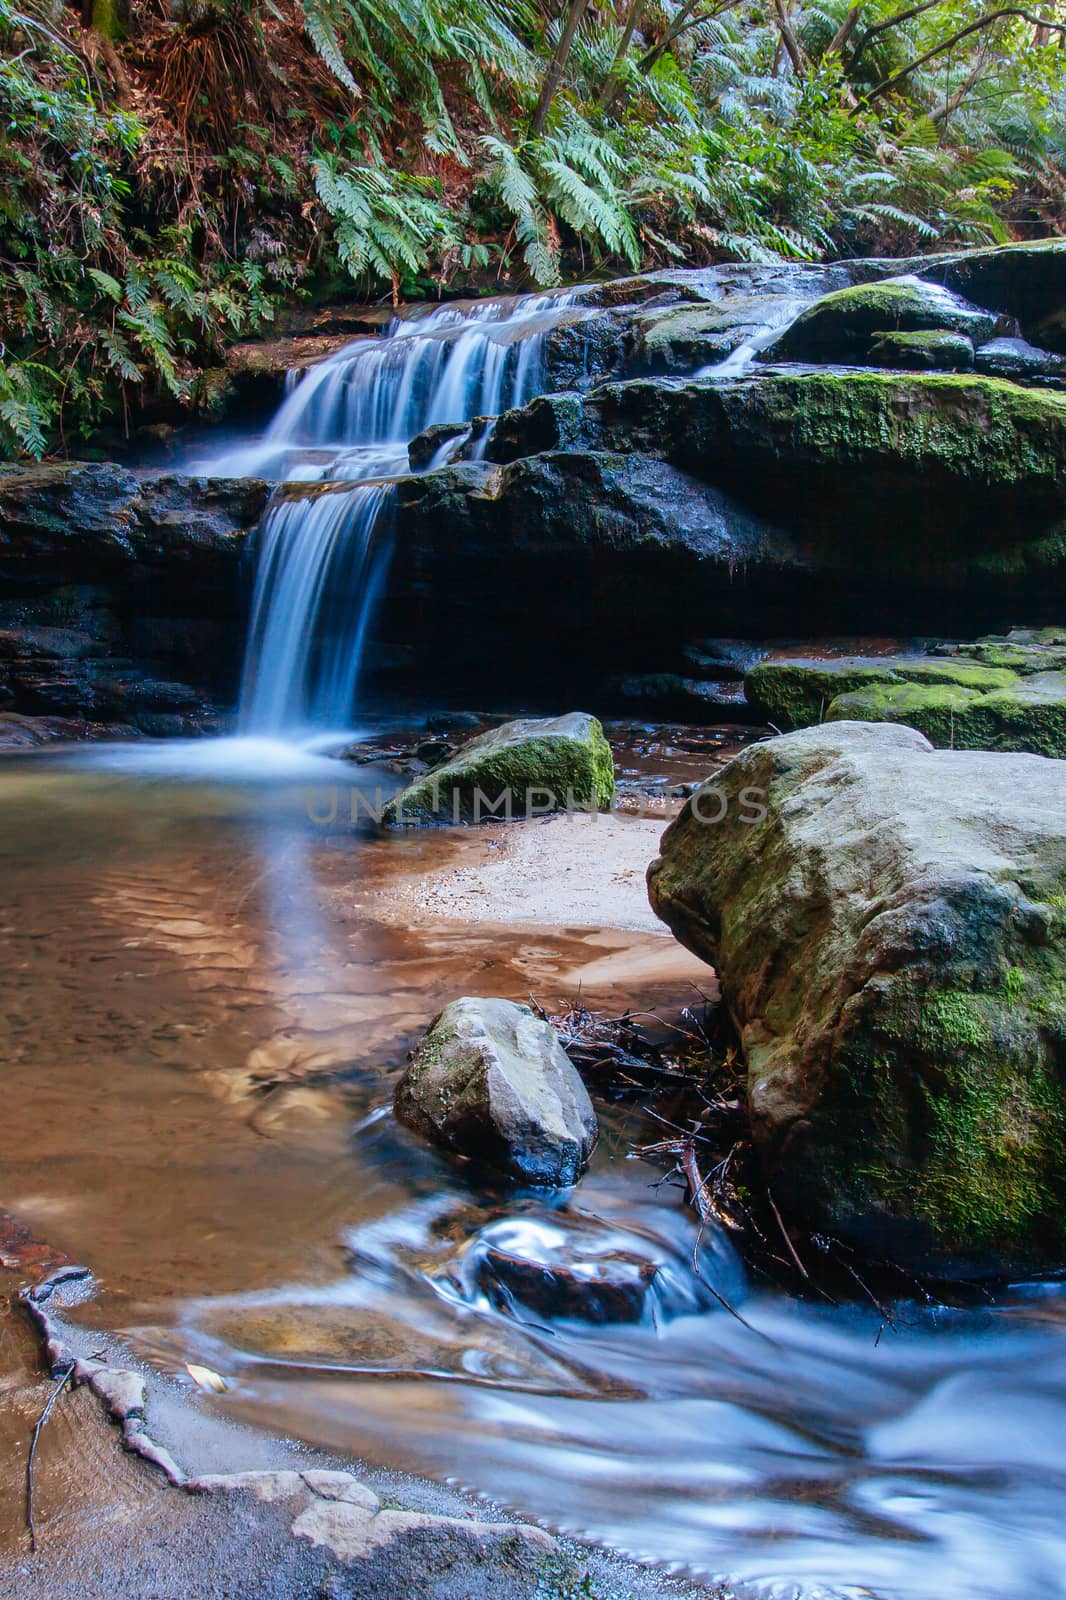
[531,0,592,135]
[639,0,701,71]
[826,4,863,54]
[598,0,644,109]
[774,0,808,74]
[929,47,991,121]
[866,8,1066,100]
[850,0,949,65]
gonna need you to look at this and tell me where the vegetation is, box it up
[2,0,1066,454]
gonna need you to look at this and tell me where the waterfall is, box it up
[226,290,583,737]
[239,483,394,736]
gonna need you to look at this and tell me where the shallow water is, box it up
[2,742,1065,1600]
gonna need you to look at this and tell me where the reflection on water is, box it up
[1,746,1065,1600]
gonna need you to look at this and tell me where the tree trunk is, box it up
[531,0,592,135]
[598,0,644,110]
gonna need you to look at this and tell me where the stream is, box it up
[3,282,1066,1600]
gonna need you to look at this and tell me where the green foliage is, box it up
[3,0,1066,454]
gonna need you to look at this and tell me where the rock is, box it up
[764,275,1002,365]
[742,645,1066,756]
[382,712,615,825]
[605,672,750,721]
[681,638,769,679]
[625,294,802,375]
[868,329,974,372]
[440,1219,660,1323]
[407,419,472,470]
[0,463,265,725]
[745,654,1017,728]
[947,625,1066,673]
[647,721,1066,1273]
[976,336,1066,387]
[394,996,598,1185]
[826,671,1066,756]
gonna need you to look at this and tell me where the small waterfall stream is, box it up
[210,291,583,737]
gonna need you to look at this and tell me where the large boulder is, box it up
[383,712,615,824]
[647,722,1066,1274]
[764,275,1002,365]
[394,997,598,1185]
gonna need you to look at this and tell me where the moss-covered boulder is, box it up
[395,996,598,1186]
[868,329,974,372]
[383,712,615,825]
[948,626,1066,674]
[647,721,1066,1274]
[745,654,1017,729]
[765,275,1002,365]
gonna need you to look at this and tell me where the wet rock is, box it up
[407,419,472,470]
[975,335,1066,387]
[765,275,1003,365]
[440,1217,660,1323]
[681,639,770,679]
[624,294,801,375]
[648,721,1066,1274]
[383,711,615,825]
[606,673,749,721]
[868,329,974,372]
[394,996,598,1186]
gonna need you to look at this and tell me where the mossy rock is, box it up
[765,275,1002,365]
[826,670,1066,757]
[383,712,615,825]
[868,329,974,372]
[647,722,1066,1274]
[826,680,987,746]
[745,655,1017,729]
[951,626,1066,674]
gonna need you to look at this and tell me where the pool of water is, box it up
[2,739,1065,1600]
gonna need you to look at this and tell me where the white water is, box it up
[206,290,583,737]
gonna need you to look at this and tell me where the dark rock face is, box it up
[647,721,1066,1275]
[0,463,266,727]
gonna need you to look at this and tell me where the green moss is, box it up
[869,329,974,372]
[827,975,1066,1253]
[384,714,615,825]
[747,655,1016,732]
[779,370,1066,484]
[826,681,984,746]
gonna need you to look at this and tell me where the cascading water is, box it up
[221,290,583,737]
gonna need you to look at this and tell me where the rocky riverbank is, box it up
[5,240,1066,726]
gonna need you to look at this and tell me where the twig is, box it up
[767,1188,809,1280]
[26,1361,74,1553]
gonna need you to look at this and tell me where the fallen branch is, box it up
[26,1361,74,1552]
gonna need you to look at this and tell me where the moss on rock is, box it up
[646,722,1066,1273]
[868,329,975,372]
[765,275,1001,365]
[383,712,615,825]
[745,654,1017,730]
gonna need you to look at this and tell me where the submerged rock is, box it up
[382,711,615,824]
[647,722,1066,1273]
[394,997,598,1186]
